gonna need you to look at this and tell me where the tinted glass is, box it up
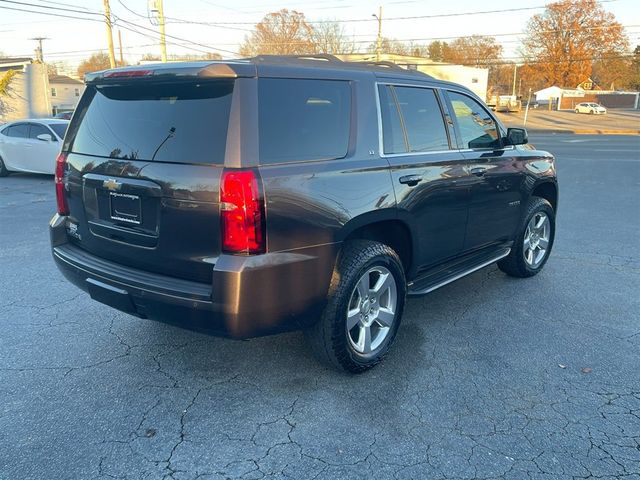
[394,86,449,152]
[68,81,234,164]
[379,85,407,154]
[6,124,30,138]
[29,123,51,139]
[259,78,351,164]
[448,91,500,149]
[49,123,68,140]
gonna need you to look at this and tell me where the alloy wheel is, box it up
[523,212,551,268]
[346,266,397,354]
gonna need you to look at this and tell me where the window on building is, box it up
[51,88,57,97]
[74,88,80,97]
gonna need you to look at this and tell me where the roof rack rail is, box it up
[251,54,343,63]
[352,60,405,71]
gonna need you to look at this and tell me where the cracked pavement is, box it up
[1,134,639,480]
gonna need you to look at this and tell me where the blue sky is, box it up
[1,0,639,70]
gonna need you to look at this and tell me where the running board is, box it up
[407,247,511,296]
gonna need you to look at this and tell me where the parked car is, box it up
[50,56,558,372]
[0,119,69,176]
[575,102,607,114]
[54,111,74,120]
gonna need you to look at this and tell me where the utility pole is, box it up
[30,37,48,62]
[118,29,124,65]
[157,0,167,62]
[511,63,517,97]
[373,6,383,62]
[102,0,116,68]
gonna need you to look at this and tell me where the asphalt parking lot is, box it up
[1,134,639,480]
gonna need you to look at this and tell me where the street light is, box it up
[372,6,382,62]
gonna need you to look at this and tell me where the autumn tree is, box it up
[628,45,640,90]
[239,10,315,56]
[443,35,503,67]
[77,52,125,77]
[521,0,629,88]
[427,41,450,62]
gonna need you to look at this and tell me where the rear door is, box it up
[379,83,472,269]
[444,89,524,252]
[62,79,235,283]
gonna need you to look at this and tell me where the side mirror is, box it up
[36,133,53,142]
[505,127,528,146]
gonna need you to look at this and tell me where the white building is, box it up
[49,75,85,115]
[337,53,489,100]
[0,57,51,122]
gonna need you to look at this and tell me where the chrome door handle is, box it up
[470,167,487,177]
[399,174,422,186]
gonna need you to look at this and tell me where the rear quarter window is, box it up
[66,81,234,164]
[258,78,351,164]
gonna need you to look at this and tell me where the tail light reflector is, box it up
[55,152,69,215]
[220,169,265,254]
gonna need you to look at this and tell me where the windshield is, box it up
[66,81,234,164]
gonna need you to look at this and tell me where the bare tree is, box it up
[239,9,315,56]
[311,22,356,54]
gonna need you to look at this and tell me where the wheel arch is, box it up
[531,181,558,212]
[339,211,415,275]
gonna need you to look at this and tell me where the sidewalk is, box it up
[495,108,640,135]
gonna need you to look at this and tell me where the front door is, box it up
[444,90,524,252]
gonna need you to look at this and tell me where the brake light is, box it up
[104,69,152,78]
[55,152,69,215]
[220,169,265,254]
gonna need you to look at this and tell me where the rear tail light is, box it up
[220,169,265,255]
[55,152,69,215]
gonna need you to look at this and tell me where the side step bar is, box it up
[407,247,510,296]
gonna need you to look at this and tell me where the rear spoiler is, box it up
[85,61,257,84]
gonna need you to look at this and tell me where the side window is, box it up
[6,124,30,138]
[258,78,351,164]
[393,86,450,152]
[29,123,50,139]
[448,91,500,149]
[378,85,406,154]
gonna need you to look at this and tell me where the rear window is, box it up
[67,81,234,164]
[258,78,351,164]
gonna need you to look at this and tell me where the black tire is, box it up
[0,156,9,177]
[498,197,555,278]
[304,240,406,373]
[575,109,580,114]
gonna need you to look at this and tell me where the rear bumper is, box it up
[50,214,337,338]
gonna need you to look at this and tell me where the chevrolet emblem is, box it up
[103,179,121,191]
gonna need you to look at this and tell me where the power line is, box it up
[170,1,618,25]
[0,0,104,17]
[0,4,104,22]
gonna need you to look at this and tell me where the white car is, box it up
[0,119,69,176]
[575,102,607,115]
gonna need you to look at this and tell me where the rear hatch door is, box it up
[63,78,235,283]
